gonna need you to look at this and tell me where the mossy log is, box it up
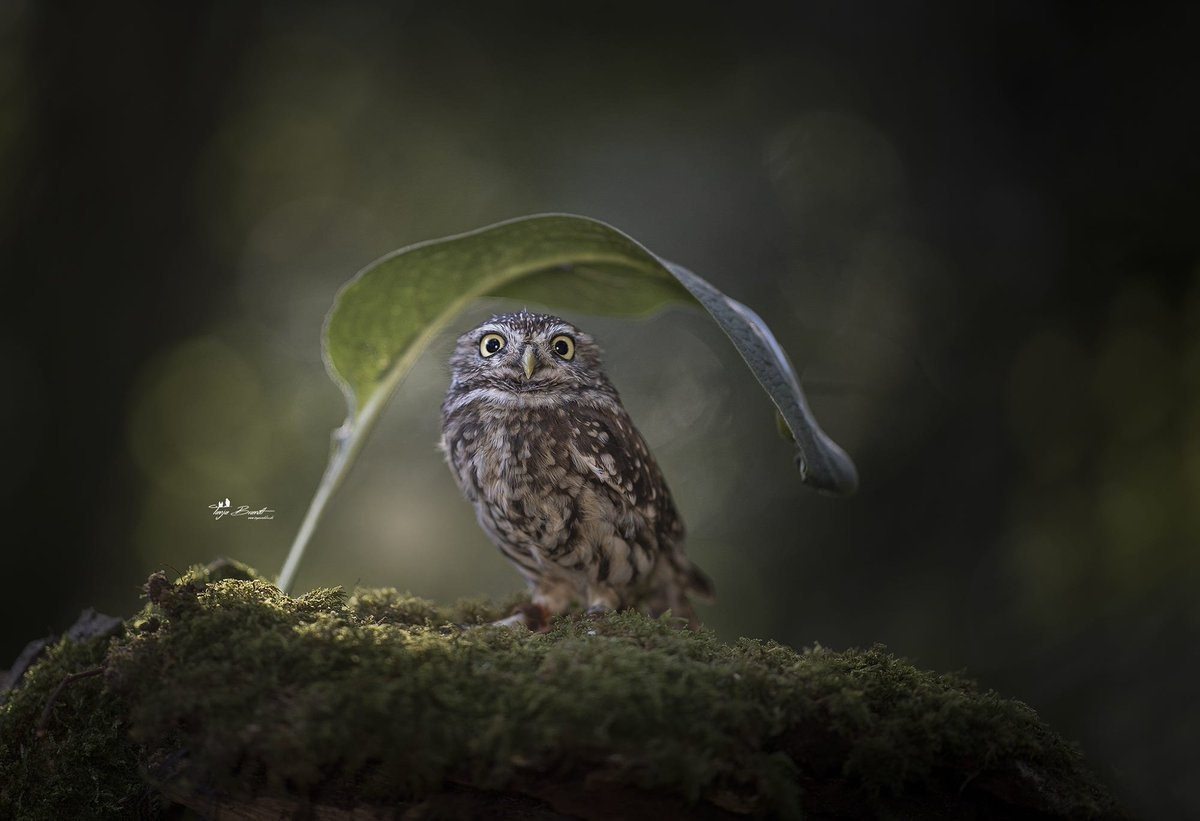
[1,560,1125,820]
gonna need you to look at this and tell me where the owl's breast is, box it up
[442,404,585,559]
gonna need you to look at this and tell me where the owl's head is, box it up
[448,311,610,394]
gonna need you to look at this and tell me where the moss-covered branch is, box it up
[1,560,1126,819]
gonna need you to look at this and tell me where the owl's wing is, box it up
[567,404,714,602]
[566,405,686,548]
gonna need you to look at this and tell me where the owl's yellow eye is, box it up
[551,335,575,360]
[479,333,506,357]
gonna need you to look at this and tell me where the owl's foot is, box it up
[490,602,552,632]
[585,603,613,620]
[585,585,619,619]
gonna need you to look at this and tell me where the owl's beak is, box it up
[521,345,537,379]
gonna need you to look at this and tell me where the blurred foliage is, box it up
[1007,276,1200,623]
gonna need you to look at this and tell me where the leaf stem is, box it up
[276,422,354,594]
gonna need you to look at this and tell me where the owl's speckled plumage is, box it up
[439,311,714,628]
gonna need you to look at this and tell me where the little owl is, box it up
[440,310,714,629]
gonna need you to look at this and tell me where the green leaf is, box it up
[277,214,857,592]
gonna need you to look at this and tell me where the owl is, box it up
[439,310,714,629]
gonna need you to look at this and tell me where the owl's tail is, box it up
[650,555,716,629]
[683,561,716,603]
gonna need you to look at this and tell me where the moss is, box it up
[0,628,151,819]
[1,564,1127,820]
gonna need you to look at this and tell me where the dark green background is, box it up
[3,3,1197,817]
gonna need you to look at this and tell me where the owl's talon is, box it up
[585,604,612,621]
[488,613,529,629]
[489,602,551,632]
